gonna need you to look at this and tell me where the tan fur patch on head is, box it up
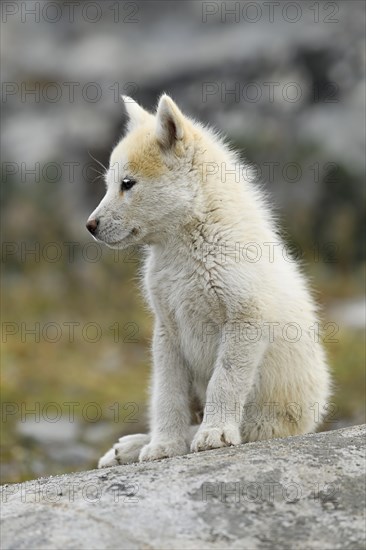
[122,124,165,181]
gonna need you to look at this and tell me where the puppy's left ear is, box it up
[156,95,186,149]
[122,95,152,131]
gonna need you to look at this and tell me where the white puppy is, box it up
[86,95,331,467]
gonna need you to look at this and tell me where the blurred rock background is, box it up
[1,0,365,483]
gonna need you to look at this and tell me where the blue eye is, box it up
[121,178,136,191]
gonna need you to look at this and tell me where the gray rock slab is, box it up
[1,425,365,550]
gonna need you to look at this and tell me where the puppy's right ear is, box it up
[122,96,151,131]
[155,94,186,149]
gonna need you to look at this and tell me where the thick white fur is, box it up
[88,95,331,467]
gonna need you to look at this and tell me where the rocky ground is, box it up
[1,425,365,550]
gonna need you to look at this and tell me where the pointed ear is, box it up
[156,94,186,149]
[122,96,151,130]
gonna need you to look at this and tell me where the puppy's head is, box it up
[86,95,197,248]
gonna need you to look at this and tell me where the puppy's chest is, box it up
[145,253,222,371]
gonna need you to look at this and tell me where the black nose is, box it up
[86,219,99,235]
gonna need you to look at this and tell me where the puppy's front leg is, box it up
[191,320,268,452]
[139,324,191,462]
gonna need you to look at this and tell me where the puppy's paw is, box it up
[139,439,188,462]
[191,425,241,453]
[98,433,150,468]
[98,447,119,468]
